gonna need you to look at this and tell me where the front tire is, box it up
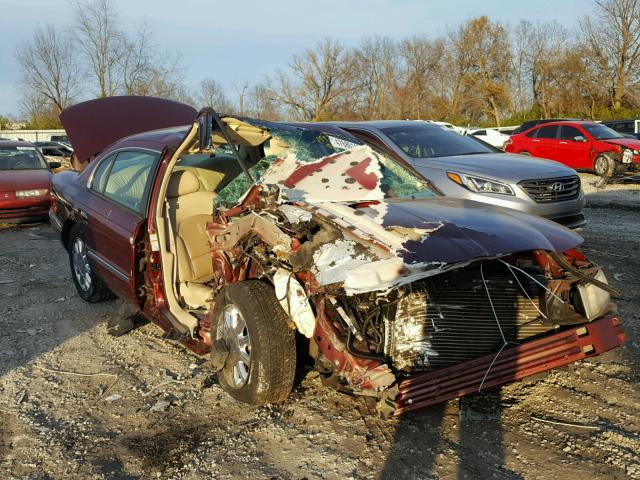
[68,225,113,302]
[216,281,297,405]
[593,154,616,188]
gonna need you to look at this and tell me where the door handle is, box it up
[559,141,568,144]
[532,139,540,142]
[78,209,88,221]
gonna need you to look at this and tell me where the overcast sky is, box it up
[0,0,584,117]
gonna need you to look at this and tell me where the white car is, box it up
[424,120,467,135]
[468,128,511,149]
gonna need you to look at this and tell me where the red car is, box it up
[0,140,60,223]
[505,120,640,185]
[50,97,625,416]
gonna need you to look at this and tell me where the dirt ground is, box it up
[0,178,639,479]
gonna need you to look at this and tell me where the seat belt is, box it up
[164,200,180,301]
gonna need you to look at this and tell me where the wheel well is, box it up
[61,220,75,251]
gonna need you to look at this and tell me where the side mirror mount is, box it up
[573,135,587,142]
[48,161,62,170]
[197,108,214,151]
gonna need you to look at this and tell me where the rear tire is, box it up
[593,154,615,188]
[68,225,113,303]
[216,280,296,405]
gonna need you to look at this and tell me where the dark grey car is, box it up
[321,121,586,229]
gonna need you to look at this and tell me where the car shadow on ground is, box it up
[380,389,524,479]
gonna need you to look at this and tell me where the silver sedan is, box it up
[324,120,586,229]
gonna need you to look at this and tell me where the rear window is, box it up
[536,125,558,139]
[381,124,494,159]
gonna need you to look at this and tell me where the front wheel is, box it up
[593,154,616,188]
[68,225,113,302]
[215,281,297,405]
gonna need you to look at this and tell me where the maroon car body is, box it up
[50,97,625,416]
[0,140,56,223]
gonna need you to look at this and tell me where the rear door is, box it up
[558,125,591,168]
[531,125,560,161]
[81,149,159,302]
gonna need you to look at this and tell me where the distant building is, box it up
[0,129,67,142]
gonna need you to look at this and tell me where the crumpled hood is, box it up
[317,197,583,265]
[601,138,640,149]
[384,198,582,263]
[0,169,51,192]
[412,153,574,182]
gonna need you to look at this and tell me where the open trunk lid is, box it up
[59,96,197,163]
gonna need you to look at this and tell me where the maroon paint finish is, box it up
[0,144,52,222]
[394,315,626,415]
[506,120,640,171]
[60,96,197,163]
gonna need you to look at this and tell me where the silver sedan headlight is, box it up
[447,172,514,195]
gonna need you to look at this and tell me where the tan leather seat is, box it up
[166,170,216,308]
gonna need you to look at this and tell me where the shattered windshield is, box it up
[214,123,437,207]
[0,147,49,170]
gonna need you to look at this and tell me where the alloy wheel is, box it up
[221,304,252,388]
[71,237,92,292]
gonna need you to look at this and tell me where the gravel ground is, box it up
[0,193,638,479]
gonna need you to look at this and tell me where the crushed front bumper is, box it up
[393,315,625,415]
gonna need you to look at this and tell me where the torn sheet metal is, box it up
[312,239,373,286]
[274,268,316,338]
[278,204,312,224]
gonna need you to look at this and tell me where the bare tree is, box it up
[72,0,124,97]
[195,78,233,112]
[354,36,399,119]
[16,25,79,114]
[580,0,640,110]
[245,84,281,120]
[273,38,361,121]
[449,16,513,126]
[399,36,446,119]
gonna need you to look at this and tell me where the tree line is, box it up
[12,0,640,129]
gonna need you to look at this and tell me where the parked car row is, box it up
[35,96,624,417]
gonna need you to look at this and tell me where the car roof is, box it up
[0,140,38,148]
[316,120,441,131]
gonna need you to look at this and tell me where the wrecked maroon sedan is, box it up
[50,97,625,416]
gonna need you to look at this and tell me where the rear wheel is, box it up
[593,154,615,188]
[215,281,296,405]
[68,225,113,302]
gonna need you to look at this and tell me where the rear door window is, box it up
[536,125,559,139]
[90,153,117,194]
[103,151,157,213]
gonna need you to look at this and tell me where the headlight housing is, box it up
[447,172,514,195]
[15,189,48,197]
[622,148,635,163]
